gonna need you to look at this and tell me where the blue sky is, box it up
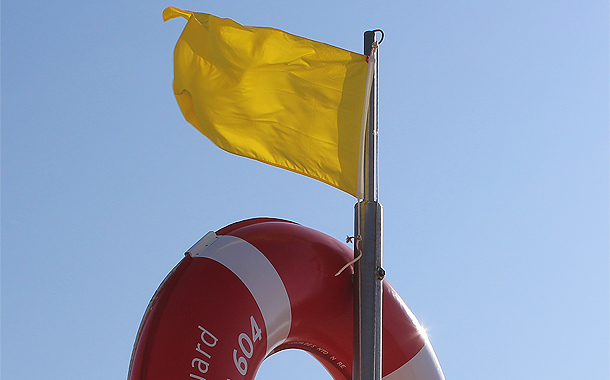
[2,1,608,379]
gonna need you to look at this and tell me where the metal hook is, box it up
[371,29,384,44]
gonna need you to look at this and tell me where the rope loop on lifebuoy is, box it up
[335,235,363,277]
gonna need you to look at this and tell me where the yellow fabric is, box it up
[164,7,368,197]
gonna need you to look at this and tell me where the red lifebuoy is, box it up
[128,218,444,380]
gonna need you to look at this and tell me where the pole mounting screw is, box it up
[376,266,386,280]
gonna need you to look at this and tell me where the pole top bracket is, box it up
[365,29,384,44]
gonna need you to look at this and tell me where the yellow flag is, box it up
[164,7,369,197]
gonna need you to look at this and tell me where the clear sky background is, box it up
[2,1,608,379]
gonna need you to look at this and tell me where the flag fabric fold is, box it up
[164,7,369,197]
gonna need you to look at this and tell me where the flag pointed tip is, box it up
[163,6,192,22]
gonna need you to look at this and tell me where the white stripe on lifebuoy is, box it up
[383,342,444,380]
[187,233,292,353]
[128,218,445,380]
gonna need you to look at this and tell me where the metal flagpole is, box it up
[353,30,383,380]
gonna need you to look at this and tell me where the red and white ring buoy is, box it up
[128,218,444,380]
